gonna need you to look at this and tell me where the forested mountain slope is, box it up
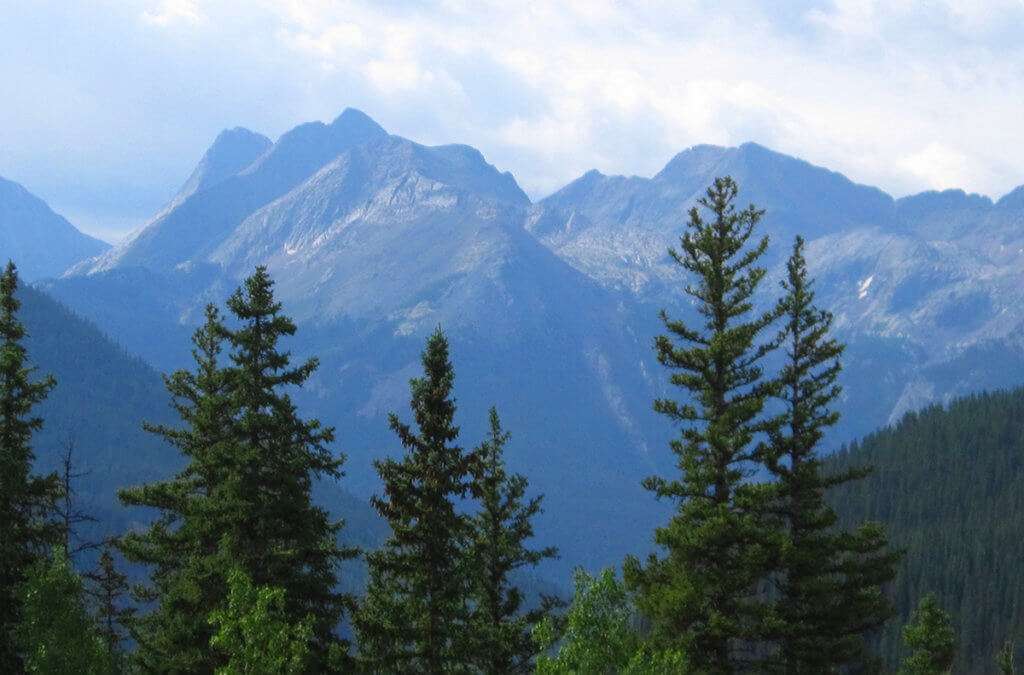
[16,283,176,539]
[828,389,1024,671]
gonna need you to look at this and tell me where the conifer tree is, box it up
[119,305,240,672]
[218,266,354,666]
[85,547,134,665]
[622,177,781,671]
[0,261,60,672]
[120,268,355,672]
[900,594,956,674]
[356,328,478,673]
[764,237,898,671]
[467,407,559,674]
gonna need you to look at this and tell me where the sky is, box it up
[1,0,1023,242]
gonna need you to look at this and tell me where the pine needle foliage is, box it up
[623,177,781,670]
[119,268,354,672]
[357,328,479,673]
[763,237,898,672]
[0,261,60,672]
[467,407,559,673]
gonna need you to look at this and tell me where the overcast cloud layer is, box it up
[2,0,1023,241]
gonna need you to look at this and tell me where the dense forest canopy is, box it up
[830,389,1024,671]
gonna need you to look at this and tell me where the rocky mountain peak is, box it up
[169,126,272,207]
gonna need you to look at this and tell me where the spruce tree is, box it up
[85,547,134,665]
[120,269,355,672]
[356,328,478,673]
[622,177,781,670]
[467,407,558,674]
[764,237,898,671]
[219,266,354,667]
[0,261,60,672]
[119,305,241,672]
[900,594,956,674]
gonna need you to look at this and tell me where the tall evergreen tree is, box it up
[119,305,241,672]
[900,594,956,674]
[356,328,478,673]
[764,237,898,672]
[467,407,559,674]
[623,177,781,671]
[120,268,355,672]
[85,547,134,665]
[219,266,354,667]
[0,261,60,673]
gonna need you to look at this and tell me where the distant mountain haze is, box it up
[16,107,1024,575]
[164,127,272,212]
[0,177,109,280]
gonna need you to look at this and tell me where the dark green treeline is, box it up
[829,388,1024,672]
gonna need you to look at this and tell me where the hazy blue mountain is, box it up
[164,127,272,210]
[526,142,894,298]
[0,177,109,280]
[76,109,388,273]
[52,111,673,576]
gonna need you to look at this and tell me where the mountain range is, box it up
[3,108,1024,576]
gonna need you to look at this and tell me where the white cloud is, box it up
[897,142,1000,193]
[141,0,205,27]
[243,0,1024,199]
